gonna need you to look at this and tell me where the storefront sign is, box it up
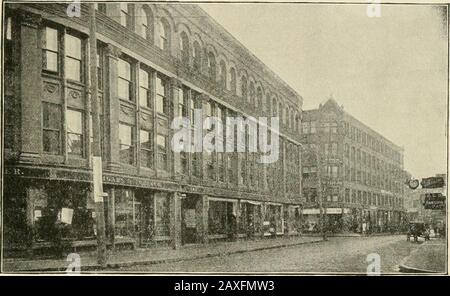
[60,208,74,225]
[421,177,445,189]
[424,193,446,210]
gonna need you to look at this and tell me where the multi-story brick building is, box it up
[3,2,304,255]
[300,99,406,233]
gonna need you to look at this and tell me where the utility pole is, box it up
[89,4,107,267]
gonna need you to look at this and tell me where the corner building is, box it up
[3,2,304,255]
[301,99,406,234]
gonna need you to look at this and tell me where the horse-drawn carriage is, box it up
[406,221,430,242]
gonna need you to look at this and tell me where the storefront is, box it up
[285,205,301,235]
[263,203,283,236]
[208,197,237,240]
[238,200,263,238]
[180,194,203,245]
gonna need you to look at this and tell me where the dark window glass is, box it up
[42,102,61,154]
[140,129,152,168]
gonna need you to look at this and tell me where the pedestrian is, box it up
[228,213,237,242]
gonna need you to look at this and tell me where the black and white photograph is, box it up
[0,0,448,277]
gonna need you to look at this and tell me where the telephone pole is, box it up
[89,4,107,267]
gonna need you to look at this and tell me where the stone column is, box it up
[18,11,42,163]
[170,192,182,249]
[104,44,121,171]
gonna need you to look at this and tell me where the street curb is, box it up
[398,264,441,274]
[6,239,324,272]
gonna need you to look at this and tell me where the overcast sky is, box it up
[199,3,448,179]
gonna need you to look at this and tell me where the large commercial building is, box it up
[300,99,406,233]
[3,2,304,255]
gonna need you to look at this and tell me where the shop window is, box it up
[140,129,152,168]
[208,200,234,235]
[115,189,140,239]
[65,33,83,82]
[67,109,84,156]
[42,102,61,154]
[154,193,170,237]
[156,76,168,115]
[139,68,151,108]
[119,123,134,165]
[157,134,167,170]
[264,204,283,234]
[42,26,59,73]
[118,58,132,101]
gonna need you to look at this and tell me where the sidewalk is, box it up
[3,236,322,272]
[399,239,447,273]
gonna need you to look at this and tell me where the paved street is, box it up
[117,235,433,273]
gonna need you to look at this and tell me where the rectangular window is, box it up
[302,121,310,134]
[140,129,152,168]
[310,121,316,134]
[97,51,103,89]
[65,34,82,82]
[156,76,168,115]
[67,109,83,156]
[42,27,59,73]
[118,58,132,100]
[42,102,61,154]
[139,68,150,108]
[157,134,167,170]
[119,123,134,165]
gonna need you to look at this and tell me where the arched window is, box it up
[249,82,255,105]
[219,60,227,88]
[256,87,263,109]
[241,76,248,100]
[180,32,189,64]
[279,102,283,122]
[272,98,277,116]
[158,19,169,51]
[138,7,151,40]
[266,94,271,114]
[285,106,290,126]
[230,68,237,93]
[193,41,201,71]
[207,52,216,81]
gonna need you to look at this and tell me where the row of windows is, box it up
[303,187,403,208]
[344,143,401,172]
[93,3,300,130]
[342,166,402,193]
[342,122,402,164]
[302,121,338,135]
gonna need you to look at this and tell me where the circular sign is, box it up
[408,179,420,190]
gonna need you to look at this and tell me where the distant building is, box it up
[404,174,446,229]
[300,99,406,234]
